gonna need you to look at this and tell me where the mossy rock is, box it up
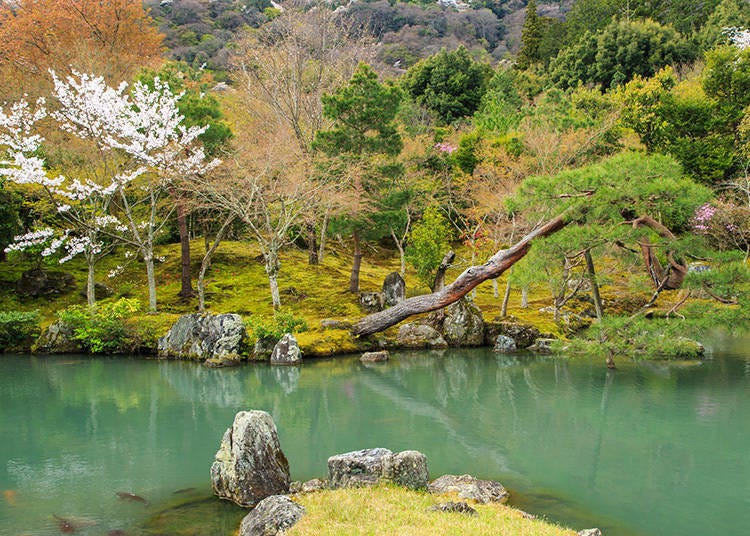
[296,329,373,357]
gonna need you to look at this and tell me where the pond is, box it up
[2,335,750,535]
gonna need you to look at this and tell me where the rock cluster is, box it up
[427,474,509,504]
[158,313,247,361]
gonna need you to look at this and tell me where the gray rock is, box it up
[396,324,448,349]
[428,501,477,516]
[484,320,541,348]
[204,355,242,368]
[270,334,302,365]
[382,272,406,307]
[320,319,352,330]
[391,450,429,490]
[211,411,291,507]
[16,268,76,297]
[238,495,305,536]
[493,335,517,353]
[529,338,556,354]
[158,313,247,361]
[360,350,390,363]
[328,448,428,490]
[428,474,509,504]
[35,320,81,354]
[253,336,277,360]
[578,529,603,536]
[442,298,485,346]
[360,292,384,313]
[300,478,328,493]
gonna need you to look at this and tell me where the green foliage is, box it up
[550,18,695,89]
[58,299,140,354]
[406,206,452,288]
[702,45,750,129]
[246,310,308,343]
[474,68,524,134]
[697,0,750,49]
[517,0,542,69]
[401,46,493,124]
[314,63,403,157]
[0,310,40,352]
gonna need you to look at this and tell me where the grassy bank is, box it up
[288,484,576,536]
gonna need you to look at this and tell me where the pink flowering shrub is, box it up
[692,201,750,253]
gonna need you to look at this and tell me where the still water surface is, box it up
[2,336,750,535]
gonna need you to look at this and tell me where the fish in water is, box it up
[172,487,196,494]
[3,489,17,505]
[116,491,149,505]
[52,515,76,534]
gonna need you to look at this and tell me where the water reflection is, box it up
[2,342,750,536]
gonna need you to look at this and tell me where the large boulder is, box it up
[382,272,406,307]
[238,495,305,536]
[396,324,447,349]
[428,474,509,504]
[16,268,76,297]
[328,448,428,490]
[484,320,541,349]
[158,313,247,361]
[360,350,390,363]
[211,411,291,507]
[35,320,82,354]
[270,334,302,365]
[442,298,484,346]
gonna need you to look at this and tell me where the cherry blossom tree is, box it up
[2,71,218,311]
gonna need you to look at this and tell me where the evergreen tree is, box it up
[518,0,542,69]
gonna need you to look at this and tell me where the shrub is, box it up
[0,310,41,352]
[247,310,308,344]
[58,299,140,354]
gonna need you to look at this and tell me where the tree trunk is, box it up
[86,261,96,309]
[432,251,455,292]
[584,249,604,320]
[501,278,511,317]
[351,215,569,336]
[265,249,282,308]
[390,227,406,277]
[307,221,318,265]
[177,200,194,298]
[318,207,329,262]
[349,230,362,293]
[632,215,687,291]
[521,286,529,308]
[145,256,157,313]
[493,278,499,299]
[197,215,234,312]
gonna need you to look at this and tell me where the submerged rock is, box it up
[158,313,247,361]
[360,350,390,363]
[428,474,509,504]
[270,333,302,365]
[396,324,448,349]
[211,411,291,507]
[238,495,305,536]
[442,298,485,346]
[529,338,556,354]
[328,448,428,490]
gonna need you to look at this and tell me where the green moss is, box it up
[297,329,369,357]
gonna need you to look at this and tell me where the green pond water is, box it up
[2,336,750,535]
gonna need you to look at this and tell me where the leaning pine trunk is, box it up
[351,215,569,336]
[584,250,604,320]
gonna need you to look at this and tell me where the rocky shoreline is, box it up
[210,410,602,536]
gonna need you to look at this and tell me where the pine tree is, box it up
[518,0,542,69]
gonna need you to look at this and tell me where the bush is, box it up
[0,310,41,352]
[58,299,140,354]
[247,310,307,344]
